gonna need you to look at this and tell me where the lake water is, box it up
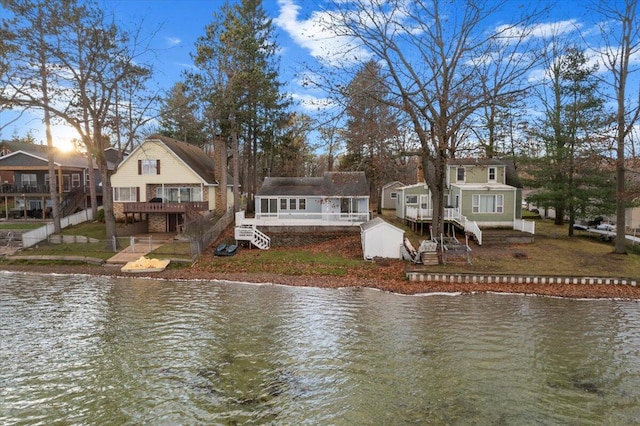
[1,272,639,425]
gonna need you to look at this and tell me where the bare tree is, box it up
[1,0,155,243]
[592,0,640,254]
[325,0,545,238]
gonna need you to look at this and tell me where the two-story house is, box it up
[395,158,525,242]
[0,140,101,219]
[110,134,232,233]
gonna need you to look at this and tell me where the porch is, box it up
[122,201,209,214]
[247,210,371,227]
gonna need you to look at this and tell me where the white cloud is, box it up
[165,36,181,47]
[291,92,337,112]
[274,0,370,67]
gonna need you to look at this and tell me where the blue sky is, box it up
[0,0,628,149]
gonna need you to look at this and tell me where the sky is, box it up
[0,0,624,150]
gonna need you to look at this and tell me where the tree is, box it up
[190,0,289,213]
[1,0,155,243]
[325,0,544,238]
[340,60,400,212]
[159,82,206,145]
[526,46,613,234]
[593,0,640,254]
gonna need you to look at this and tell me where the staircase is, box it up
[60,189,86,217]
[234,224,271,250]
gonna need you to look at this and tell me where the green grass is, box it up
[11,242,115,260]
[60,222,107,240]
[0,223,44,230]
[211,248,370,277]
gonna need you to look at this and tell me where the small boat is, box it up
[224,244,238,256]
[215,243,227,256]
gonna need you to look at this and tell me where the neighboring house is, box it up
[380,181,404,210]
[360,217,404,260]
[0,140,101,219]
[395,158,525,242]
[110,134,232,233]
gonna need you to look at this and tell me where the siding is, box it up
[111,141,208,202]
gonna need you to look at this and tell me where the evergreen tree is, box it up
[159,82,205,145]
[190,0,289,212]
[526,47,613,234]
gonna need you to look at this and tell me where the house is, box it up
[380,181,404,210]
[110,134,232,233]
[253,171,369,224]
[360,217,404,260]
[395,158,527,243]
[0,140,100,219]
[234,171,370,249]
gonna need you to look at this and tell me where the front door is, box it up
[168,214,177,232]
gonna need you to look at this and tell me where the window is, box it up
[406,195,418,204]
[21,174,37,189]
[457,167,465,182]
[260,198,278,214]
[472,194,503,213]
[280,198,287,210]
[114,187,138,202]
[156,186,202,202]
[488,166,497,182]
[390,192,397,199]
[72,173,81,188]
[139,159,160,175]
[299,199,306,210]
[289,198,297,210]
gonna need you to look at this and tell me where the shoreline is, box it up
[2,263,639,301]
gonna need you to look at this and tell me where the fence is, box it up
[22,209,95,248]
[186,210,234,257]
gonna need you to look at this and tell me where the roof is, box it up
[257,171,369,197]
[448,158,506,167]
[382,181,404,190]
[0,140,91,169]
[143,134,217,185]
[360,216,404,233]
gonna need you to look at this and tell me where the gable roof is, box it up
[360,216,403,233]
[382,180,404,190]
[257,171,369,197]
[0,140,91,169]
[138,134,217,185]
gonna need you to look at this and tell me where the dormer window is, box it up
[457,167,465,182]
[488,166,497,182]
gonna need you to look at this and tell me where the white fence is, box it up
[513,219,536,235]
[22,209,95,248]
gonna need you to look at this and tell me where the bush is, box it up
[94,209,105,222]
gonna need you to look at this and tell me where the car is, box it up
[596,223,615,232]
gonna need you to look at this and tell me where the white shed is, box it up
[360,217,405,260]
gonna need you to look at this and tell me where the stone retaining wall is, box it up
[406,272,637,287]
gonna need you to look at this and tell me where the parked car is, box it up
[596,223,615,232]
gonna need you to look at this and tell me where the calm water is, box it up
[1,272,640,425]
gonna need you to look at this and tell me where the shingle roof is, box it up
[145,134,217,184]
[257,171,369,197]
[0,140,92,169]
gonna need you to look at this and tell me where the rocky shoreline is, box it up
[2,263,639,301]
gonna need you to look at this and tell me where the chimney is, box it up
[417,162,425,183]
[213,135,228,215]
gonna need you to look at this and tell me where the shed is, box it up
[360,217,405,260]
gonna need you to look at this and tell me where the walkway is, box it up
[105,233,175,265]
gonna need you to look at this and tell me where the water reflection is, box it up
[1,272,639,425]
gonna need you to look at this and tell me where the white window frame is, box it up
[156,186,202,203]
[488,166,497,183]
[113,187,137,202]
[472,194,504,213]
[390,192,398,199]
[457,167,465,182]
[141,159,157,175]
[72,173,81,188]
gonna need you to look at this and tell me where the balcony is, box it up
[122,201,209,214]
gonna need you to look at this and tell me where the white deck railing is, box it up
[253,211,370,223]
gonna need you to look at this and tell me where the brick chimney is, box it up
[213,135,227,215]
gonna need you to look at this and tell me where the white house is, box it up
[360,217,405,260]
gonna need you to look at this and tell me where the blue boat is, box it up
[214,243,227,256]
